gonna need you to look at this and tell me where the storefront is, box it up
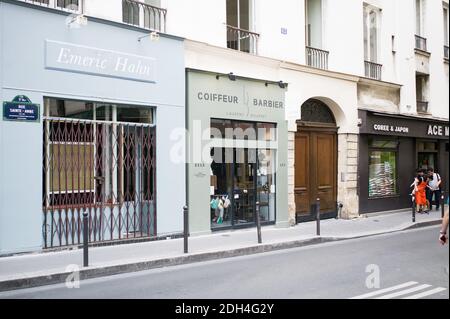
[186,70,289,235]
[358,110,449,213]
[0,1,185,254]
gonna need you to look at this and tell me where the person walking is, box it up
[439,204,449,245]
[427,168,442,211]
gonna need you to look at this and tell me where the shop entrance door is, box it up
[233,148,257,226]
[295,128,337,222]
[210,146,277,230]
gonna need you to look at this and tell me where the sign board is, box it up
[3,96,40,122]
[45,40,157,83]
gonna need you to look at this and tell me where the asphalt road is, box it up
[0,226,448,299]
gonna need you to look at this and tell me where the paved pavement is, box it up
[0,227,447,299]
[0,207,445,292]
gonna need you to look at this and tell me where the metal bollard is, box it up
[183,206,189,254]
[316,198,320,236]
[441,193,445,218]
[412,195,416,223]
[83,211,89,267]
[256,202,262,244]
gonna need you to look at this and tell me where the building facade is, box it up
[0,0,448,254]
[0,0,185,254]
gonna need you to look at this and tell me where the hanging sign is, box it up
[3,95,40,122]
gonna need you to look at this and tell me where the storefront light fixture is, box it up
[265,80,287,89]
[66,14,88,27]
[138,31,160,42]
[216,72,236,81]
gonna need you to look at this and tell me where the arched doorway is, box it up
[295,99,338,222]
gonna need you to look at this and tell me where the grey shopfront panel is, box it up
[187,70,289,235]
[0,1,185,254]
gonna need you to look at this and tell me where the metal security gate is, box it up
[42,118,156,248]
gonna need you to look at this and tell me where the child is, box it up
[414,175,429,214]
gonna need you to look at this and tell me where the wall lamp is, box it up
[138,31,160,42]
[66,14,88,28]
[216,72,236,81]
[265,80,287,89]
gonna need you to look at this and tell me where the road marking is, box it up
[376,284,431,299]
[350,281,418,299]
[403,287,447,299]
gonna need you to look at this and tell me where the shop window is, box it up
[368,139,398,198]
[43,98,155,207]
[369,151,398,198]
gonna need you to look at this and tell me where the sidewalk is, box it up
[0,208,444,292]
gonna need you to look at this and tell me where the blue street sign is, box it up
[3,96,40,122]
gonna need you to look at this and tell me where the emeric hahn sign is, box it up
[45,40,157,83]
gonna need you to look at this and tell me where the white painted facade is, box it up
[80,0,448,119]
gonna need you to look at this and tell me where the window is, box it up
[305,0,323,48]
[368,139,398,198]
[444,4,449,60]
[227,0,250,31]
[416,0,424,36]
[363,5,380,63]
[122,0,164,31]
[44,98,155,206]
[226,0,258,54]
[444,5,449,46]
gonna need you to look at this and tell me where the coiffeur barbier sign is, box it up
[3,95,40,122]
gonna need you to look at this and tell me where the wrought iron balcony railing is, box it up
[306,46,329,70]
[415,34,427,52]
[19,0,82,12]
[417,101,429,113]
[364,61,382,80]
[226,25,259,55]
[122,0,167,32]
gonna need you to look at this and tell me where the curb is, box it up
[0,219,442,292]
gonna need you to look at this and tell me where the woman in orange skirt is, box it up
[414,175,428,213]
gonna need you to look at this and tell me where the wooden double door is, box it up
[295,126,337,222]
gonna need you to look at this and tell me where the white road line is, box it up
[375,284,431,299]
[403,287,447,299]
[350,281,418,299]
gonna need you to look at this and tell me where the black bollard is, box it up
[316,198,321,236]
[183,206,189,254]
[83,211,89,267]
[256,202,262,244]
[412,195,416,223]
[441,193,445,218]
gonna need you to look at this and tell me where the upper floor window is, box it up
[227,0,251,31]
[416,0,425,36]
[122,0,166,32]
[226,0,259,54]
[22,0,81,12]
[363,4,380,63]
[444,4,449,60]
[305,0,322,49]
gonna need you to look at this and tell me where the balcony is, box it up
[226,25,259,55]
[364,61,382,80]
[306,46,329,70]
[415,35,427,52]
[122,0,167,32]
[417,101,429,113]
[19,0,82,12]
[445,45,449,61]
